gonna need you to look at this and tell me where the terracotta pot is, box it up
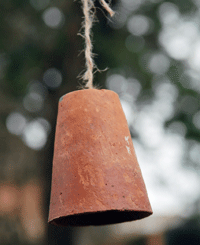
[48,89,152,226]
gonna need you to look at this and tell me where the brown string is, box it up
[100,0,115,17]
[81,0,114,89]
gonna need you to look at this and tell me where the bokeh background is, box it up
[1,0,200,244]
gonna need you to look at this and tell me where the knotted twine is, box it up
[81,0,114,89]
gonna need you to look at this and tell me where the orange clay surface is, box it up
[48,89,152,226]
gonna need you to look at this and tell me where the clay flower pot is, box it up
[48,89,152,226]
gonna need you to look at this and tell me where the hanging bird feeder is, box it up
[48,0,152,226]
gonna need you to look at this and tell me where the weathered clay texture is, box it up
[48,89,152,226]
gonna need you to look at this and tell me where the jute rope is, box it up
[81,0,114,89]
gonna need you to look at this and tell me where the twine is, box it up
[81,0,114,89]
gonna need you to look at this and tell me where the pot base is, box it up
[50,209,151,226]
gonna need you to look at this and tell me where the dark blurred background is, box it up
[0,0,200,244]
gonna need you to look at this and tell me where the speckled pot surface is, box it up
[48,89,152,226]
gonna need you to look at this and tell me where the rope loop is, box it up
[81,0,114,89]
